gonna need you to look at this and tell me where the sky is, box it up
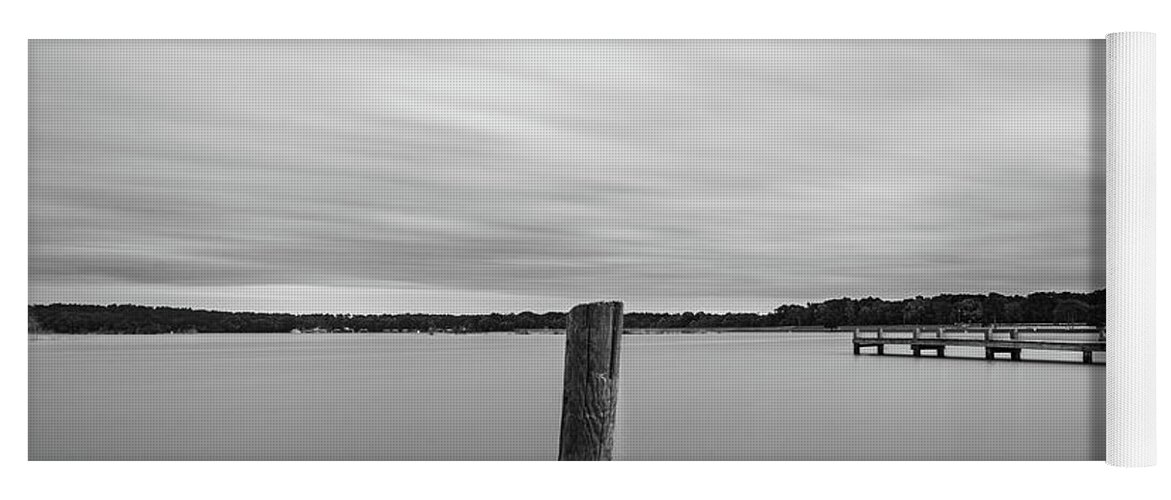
[28,40,1105,314]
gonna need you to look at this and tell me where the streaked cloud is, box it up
[29,40,1105,313]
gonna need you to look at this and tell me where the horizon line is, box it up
[27,288,1106,317]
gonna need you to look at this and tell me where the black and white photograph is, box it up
[28,38,1117,461]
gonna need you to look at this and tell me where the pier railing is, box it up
[852,325,1105,363]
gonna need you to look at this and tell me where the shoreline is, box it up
[29,323,1094,338]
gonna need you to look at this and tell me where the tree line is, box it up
[28,289,1104,335]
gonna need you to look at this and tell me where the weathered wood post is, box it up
[853,328,860,355]
[1011,327,1019,341]
[559,301,624,461]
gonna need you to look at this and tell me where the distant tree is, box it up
[983,293,1007,324]
[1024,293,1057,323]
[1089,303,1106,328]
[902,296,929,324]
[28,313,48,333]
[815,298,856,328]
[1003,301,1026,323]
[772,304,809,326]
[28,289,1106,334]
[929,298,953,324]
[954,298,984,324]
[1052,299,1091,324]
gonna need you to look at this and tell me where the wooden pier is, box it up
[852,326,1105,363]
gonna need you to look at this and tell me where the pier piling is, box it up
[558,301,624,461]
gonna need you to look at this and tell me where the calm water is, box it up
[29,332,1104,460]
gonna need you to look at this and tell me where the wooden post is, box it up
[877,328,884,339]
[985,327,993,342]
[559,301,624,461]
[913,327,921,340]
[1011,328,1019,341]
[938,327,945,339]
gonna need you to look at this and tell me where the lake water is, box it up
[29,332,1104,460]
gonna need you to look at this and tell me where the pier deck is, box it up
[852,326,1105,363]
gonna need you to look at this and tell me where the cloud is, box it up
[29,40,1105,313]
